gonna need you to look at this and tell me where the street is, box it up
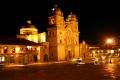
[0,63,120,80]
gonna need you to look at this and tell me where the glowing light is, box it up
[92,50,95,54]
[111,50,114,54]
[5,64,25,67]
[72,58,78,61]
[4,47,7,49]
[39,32,46,42]
[101,55,106,60]
[83,41,85,45]
[27,46,32,50]
[52,8,55,10]
[20,28,38,31]
[0,56,5,62]
[33,35,38,43]
[106,38,113,44]
[15,47,20,53]
[108,50,111,53]
[118,49,120,51]
[26,35,32,42]
[27,20,31,24]
[37,47,40,51]
[101,50,103,53]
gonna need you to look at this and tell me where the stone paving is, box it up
[0,63,120,80]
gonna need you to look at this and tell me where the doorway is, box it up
[44,54,48,62]
[33,55,38,62]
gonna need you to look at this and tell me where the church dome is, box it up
[21,20,37,29]
[20,20,38,35]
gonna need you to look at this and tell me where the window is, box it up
[3,47,8,53]
[12,47,15,53]
[26,32,32,35]
[60,39,62,43]
[25,48,28,51]
[0,56,5,63]
[10,56,15,63]
[21,48,24,51]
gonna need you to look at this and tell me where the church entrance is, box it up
[68,51,72,59]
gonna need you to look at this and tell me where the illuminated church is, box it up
[47,5,80,61]
[18,5,80,61]
[0,5,80,65]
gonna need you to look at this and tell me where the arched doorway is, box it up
[68,51,71,59]
[44,54,48,62]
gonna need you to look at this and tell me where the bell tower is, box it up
[47,5,66,61]
[65,12,80,59]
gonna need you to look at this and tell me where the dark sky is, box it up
[0,0,120,42]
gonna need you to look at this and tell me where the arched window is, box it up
[3,47,8,53]
[60,39,62,43]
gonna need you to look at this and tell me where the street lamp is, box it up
[106,38,113,45]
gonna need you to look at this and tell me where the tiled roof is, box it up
[0,36,40,45]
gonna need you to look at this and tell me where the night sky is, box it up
[0,0,120,43]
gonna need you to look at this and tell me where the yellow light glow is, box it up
[27,20,31,24]
[106,38,113,44]
[108,50,111,53]
[27,46,32,50]
[4,47,7,49]
[42,35,46,42]
[37,47,40,51]
[83,41,85,45]
[101,55,106,60]
[101,50,103,53]
[0,56,5,62]
[20,28,38,31]
[27,35,32,41]
[110,50,114,54]
[15,47,20,53]
[33,35,38,43]
[40,32,46,42]
[92,50,95,54]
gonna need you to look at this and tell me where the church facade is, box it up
[47,5,80,61]
[0,5,80,65]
